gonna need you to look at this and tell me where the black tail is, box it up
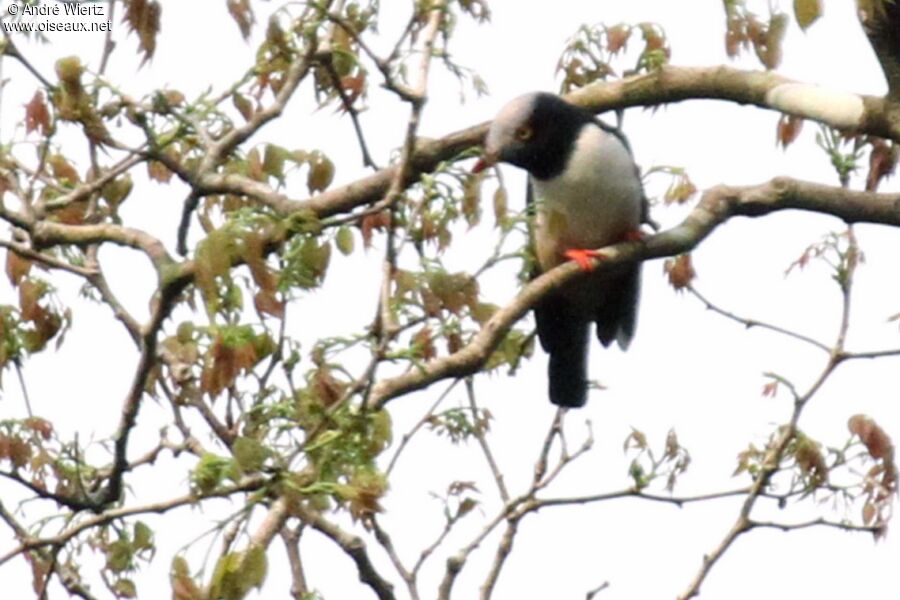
[535,295,590,408]
[595,265,641,350]
[548,337,588,408]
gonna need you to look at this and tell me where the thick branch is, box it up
[31,221,173,272]
[294,503,396,600]
[368,177,900,408]
[242,65,900,228]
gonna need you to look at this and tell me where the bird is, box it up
[472,92,646,408]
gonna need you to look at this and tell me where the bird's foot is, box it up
[564,248,607,271]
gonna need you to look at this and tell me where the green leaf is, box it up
[106,537,134,573]
[794,0,822,30]
[171,556,204,600]
[306,151,335,193]
[233,436,267,473]
[133,521,154,552]
[368,410,393,454]
[241,546,268,592]
[232,92,254,121]
[335,226,355,256]
[114,578,137,598]
[263,144,288,181]
[101,174,133,207]
[209,547,267,600]
[191,453,236,493]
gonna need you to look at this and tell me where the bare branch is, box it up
[687,284,831,352]
[294,503,396,600]
[280,525,309,599]
[677,218,862,599]
[370,516,418,600]
[0,476,267,566]
[748,517,882,535]
[466,378,510,503]
[0,239,97,278]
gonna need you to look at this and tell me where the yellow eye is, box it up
[514,125,533,141]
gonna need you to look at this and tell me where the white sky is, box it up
[1,0,899,598]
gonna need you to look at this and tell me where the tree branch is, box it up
[368,177,900,408]
[294,503,396,600]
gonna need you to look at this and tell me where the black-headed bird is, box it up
[473,92,646,408]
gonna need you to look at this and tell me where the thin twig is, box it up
[676,221,862,600]
[687,284,830,353]
[465,378,509,503]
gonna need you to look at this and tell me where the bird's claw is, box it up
[564,248,607,271]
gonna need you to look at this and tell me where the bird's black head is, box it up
[477,92,593,180]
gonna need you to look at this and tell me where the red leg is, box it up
[564,248,607,271]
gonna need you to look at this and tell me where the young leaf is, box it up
[793,0,822,30]
[24,91,51,136]
[124,0,162,64]
[307,152,335,193]
[233,436,268,473]
[335,226,355,255]
[226,0,255,39]
[663,253,696,291]
[776,114,804,149]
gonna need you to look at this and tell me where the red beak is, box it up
[472,152,498,174]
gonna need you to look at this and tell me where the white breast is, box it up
[532,123,642,270]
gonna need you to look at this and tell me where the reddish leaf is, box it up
[48,155,80,185]
[147,160,173,183]
[606,24,631,54]
[446,331,463,354]
[7,436,31,469]
[361,210,390,248]
[862,501,877,526]
[24,91,51,136]
[247,147,264,181]
[226,0,255,39]
[663,253,695,291]
[313,365,345,407]
[123,0,162,64]
[23,417,53,440]
[761,12,787,69]
[849,414,895,461]
[339,73,366,108]
[0,173,12,200]
[724,17,746,58]
[412,326,436,360]
[253,290,284,319]
[6,251,32,287]
[866,139,898,192]
[492,186,508,226]
[19,279,43,322]
[776,114,804,149]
